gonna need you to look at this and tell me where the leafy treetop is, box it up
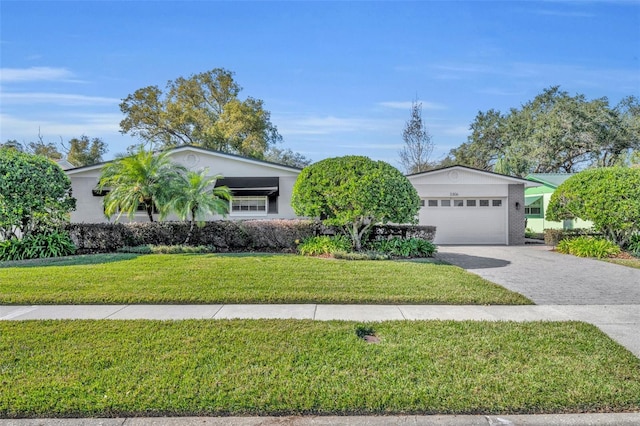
[291,156,420,250]
[119,68,282,159]
[546,167,640,247]
[442,87,640,176]
[0,149,76,239]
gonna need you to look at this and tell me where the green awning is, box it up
[525,195,543,206]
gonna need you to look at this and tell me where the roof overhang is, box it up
[407,165,541,187]
[216,177,279,196]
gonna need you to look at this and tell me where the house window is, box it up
[466,200,476,207]
[525,199,543,217]
[428,200,438,207]
[526,206,541,215]
[230,196,268,215]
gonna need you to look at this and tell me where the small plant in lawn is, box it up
[297,235,352,256]
[556,236,621,259]
[355,323,376,339]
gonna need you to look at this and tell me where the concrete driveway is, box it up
[436,244,640,357]
[436,245,640,305]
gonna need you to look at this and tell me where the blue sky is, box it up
[1,1,639,169]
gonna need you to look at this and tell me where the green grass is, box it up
[0,253,531,305]
[605,256,640,269]
[1,320,639,417]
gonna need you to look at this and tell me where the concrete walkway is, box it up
[3,413,640,425]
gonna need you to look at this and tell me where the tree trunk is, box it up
[184,209,196,245]
[184,220,195,245]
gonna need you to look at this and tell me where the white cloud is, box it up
[0,92,120,106]
[0,112,123,142]
[276,114,393,136]
[0,66,76,83]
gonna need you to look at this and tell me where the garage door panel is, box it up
[419,200,506,244]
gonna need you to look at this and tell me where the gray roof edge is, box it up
[407,165,541,187]
[65,145,303,175]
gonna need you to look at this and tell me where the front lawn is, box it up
[605,255,640,269]
[0,253,531,305]
[2,320,639,417]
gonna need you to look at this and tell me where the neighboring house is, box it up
[407,166,539,245]
[65,145,301,223]
[524,173,592,233]
[55,158,75,170]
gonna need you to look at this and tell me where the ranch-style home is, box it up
[65,147,539,245]
[66,145,302,223]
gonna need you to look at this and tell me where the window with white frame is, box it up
[525,199,543,217]
[230,196,268,215]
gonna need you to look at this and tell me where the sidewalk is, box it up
[2,304,639,358]
[3,413,640,425]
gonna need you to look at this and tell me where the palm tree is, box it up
[98,149,186,222]
[166,168,232,244]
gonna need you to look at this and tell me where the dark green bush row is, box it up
[66,221,436,254]
[0,231,76,261]
[67,220,319,254]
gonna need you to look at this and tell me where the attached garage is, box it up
[407,166,539,245]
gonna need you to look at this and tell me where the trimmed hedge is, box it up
[66,221,436,254]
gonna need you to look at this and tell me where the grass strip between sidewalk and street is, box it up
[0,253,531,305]
[2,320,639,417]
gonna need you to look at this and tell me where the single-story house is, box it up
[407,166,539,245]
[524,173,592,233]
[65,145,302,223]
[65,149,537,245]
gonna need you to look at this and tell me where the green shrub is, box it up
[0,231,76,261]
[544,229,565,246]
[626,234,640,257]
[333,251,390,261]
[556,236,621,259]
[118,245,216,254]
[297,235,352,256]
[366,237,437,258]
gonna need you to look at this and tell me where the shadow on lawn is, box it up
[435,252,511,269]
[0,253,143,268]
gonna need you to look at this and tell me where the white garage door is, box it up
[419,198,507,244]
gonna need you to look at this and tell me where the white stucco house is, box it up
[66,145,302,223]
[65,149,537,245]
[407,166,540,245]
